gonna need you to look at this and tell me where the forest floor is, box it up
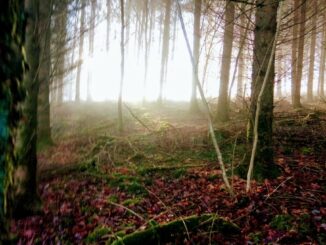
[11,100,326,244]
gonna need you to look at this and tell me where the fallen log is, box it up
[110,214,240,245]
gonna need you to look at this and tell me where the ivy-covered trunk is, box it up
[0,0,26,239]
[14,0,41,217]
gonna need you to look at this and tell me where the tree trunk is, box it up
[38,0,53,145]
[118,0,125,133]
[75,0,86,102]
[87,0,96,101]
[291,0,304,108]
[291,0,299,106]
[307,0,317,102]
[236,4,246,99]
[293,0,306,108]
[216,1,235,122]
[248,0,280,181]
[106,0,111,52]
[55,1,68,104]
[190,0,202,112]
[158,0,172,105]
[143,0,149,104]
[15,0,42,217]
[318,12,326,99]
[0,0,25,240]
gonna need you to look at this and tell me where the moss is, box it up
[122,197,142,206]
[109,214,240,245]
[270,214,293,231]
[172,168,186,178]
[85,225,111,244]
[248,232,263,244]
[107,195,119,203]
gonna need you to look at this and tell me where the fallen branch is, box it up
[124,103,153,132]
[110,214,240,245]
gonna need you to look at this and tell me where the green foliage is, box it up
[172,168,186,178]
[122,197,142,206]
[248,232,263,244]
[85,225,111,244]
[301,146,313,155]
[270,214,293,231]
[108,174,147,196]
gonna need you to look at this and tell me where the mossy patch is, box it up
[85,225,111,244]
[270,214,293,231]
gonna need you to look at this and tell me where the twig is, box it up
[264,176,293,201]
[176,0,233,196]
[124,103,153,132]
[108,201,145,221]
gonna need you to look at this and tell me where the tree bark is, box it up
[16,0,42,217]
[291,0,299,106]
[216,1,235,122]
[118,0,125,133]
[38,0,53,145]
[293,0,306,108]
[0,0,25,239]
[75,0,86,102]
[307,0,317,102]
[158,0,172,105]
[318,12,326,99]
[106,0,111,52]
[190,0,202,112]
[87,0,96,101]
[248,0,280,181]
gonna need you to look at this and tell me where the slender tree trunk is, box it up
[87,0,96,101]
[248,0,280,181]
[190,0,202,112]
[75,0,86,102]
[158,0,172,105]
[56,1,67,104]
[106,0,111,52]
[0,0,25,240]
[38,0,53,145]
[307,0,317,102]
[118,0,125,133]
[15,0,42,217]
[236,4,246,99]
[293,0,306,108]
[143,0,149,104]
[276,49,283,98]
[291,0,299,106]
[216,1,235,122]
[318,13,326,98]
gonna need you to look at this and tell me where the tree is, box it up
[15,0,42,217]
[190,0,202,112]
[291,0,299,107]
[118,0,125,133]
[318,11,326,98]
[106,0,111,52]
[53,0,68,104]
[0,0,25,240]
[307,0,317,102]
[292,0,306,108]
[158,0,172,105]
[248,0,280,182]
[216,1,235,122]
[38,0,53,145]
[87,0,97,101]
[75,0,86,102]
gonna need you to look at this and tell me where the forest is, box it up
[0,0,325,244]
